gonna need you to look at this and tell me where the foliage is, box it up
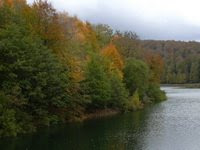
[126,90,143,111]
[123,58,149,98]
[0,0,166,137]
[144,51,164,83]
[0,22,70,135]
[146,83,166,102]
[101,43,124,78]
[109,72,129,109]
[0,92,20,137]
[81,54,111,109]
[113,31,141,58]
[93,24,113,48]
[142,40,200,84]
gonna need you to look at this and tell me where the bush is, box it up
[126,90,143,111]
[146,83,166,102]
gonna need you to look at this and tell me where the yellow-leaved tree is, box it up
[101,43,124,78]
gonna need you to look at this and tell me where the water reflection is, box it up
[1,87,200,150]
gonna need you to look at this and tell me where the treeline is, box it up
[0,0,165,137]
[142,40,200,84]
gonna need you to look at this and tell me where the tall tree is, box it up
[81,54,111,109]
[101,43,124,78]
[123,58,149,98]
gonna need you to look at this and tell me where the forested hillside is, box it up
[142,40,200,84]
[0,0,165,137]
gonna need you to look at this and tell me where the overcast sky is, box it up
[27,0,200,41]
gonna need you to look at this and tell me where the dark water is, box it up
[1,87,200,150]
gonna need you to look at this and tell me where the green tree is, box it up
[146,83,166,102]
[190,60,200,83]
[0,23,70,133]
[123,58,149,98]
[0,92,21,137]
[109,72,128,109]
[81,54,111,109]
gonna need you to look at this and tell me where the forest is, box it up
[142,40,200,84]
[0,0,167,137]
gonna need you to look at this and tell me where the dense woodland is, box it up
[142,40,200,84]
[0,0,166,137]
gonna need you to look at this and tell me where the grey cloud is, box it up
[27,0,200,41]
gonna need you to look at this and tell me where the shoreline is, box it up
[161,83,200,88]
[70,101,155,122]
[83,109,121,121]
[0,101,160,139]
[68,109,122,122]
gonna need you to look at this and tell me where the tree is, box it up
[30,0,66,54]
[190,60,200,83]
[81,54,111,109]
[101,43,124,78]
[144,51,164,83]
[142,40,200,84]
[0,0,168,138]
[109,72,128,109]
[0,23,70,134]
[0,92,21,137]
[113,31,141,58]
[93,24,113,48]
[146,83,166,102]
[123,58,149,98]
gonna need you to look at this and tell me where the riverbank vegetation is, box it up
[0,0,165,137]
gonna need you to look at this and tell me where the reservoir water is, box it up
[1,87,200,150]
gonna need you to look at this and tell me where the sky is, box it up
[27,0,200,41]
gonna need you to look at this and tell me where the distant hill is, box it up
[141,40,200,83]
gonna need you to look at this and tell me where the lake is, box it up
[1,87,200,150]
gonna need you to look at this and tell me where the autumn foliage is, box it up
[144,51,164,83]
[0,0,165,137]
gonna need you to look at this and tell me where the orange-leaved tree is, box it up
[144,51,164,83]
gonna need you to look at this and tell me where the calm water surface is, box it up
[1,87,200,150]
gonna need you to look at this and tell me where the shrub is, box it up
[126,90,143,111]
[146,83,166,102]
